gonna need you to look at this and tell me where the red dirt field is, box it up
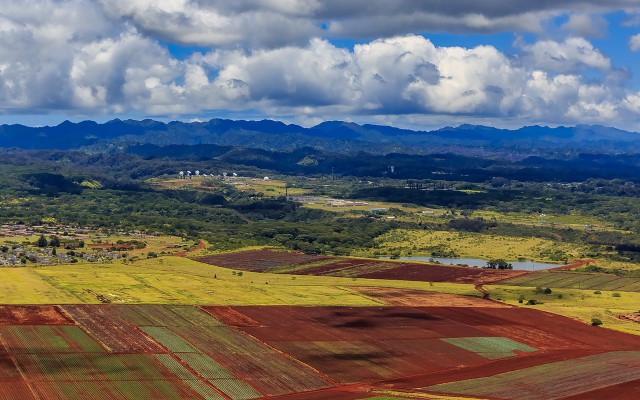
[60,305,165,353]
[207,305,640,391]
[0,381,35,400]
[193,250,531,285]
[355,262,528,284]
[2,303,640,399]
[0,306,72,325]
[559,378,640,400]
[372,348,604,392]
[193,249,332,271]
[201,306,263,326]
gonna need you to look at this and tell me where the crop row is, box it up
[441,337,537,359]
[112,305,224,328]
[60,306,164,353]
[104,304,331,397]
[171,324,333,395]
[140,325,266,399]
[16,353,175,382]
[0,326,104,354]
[139,326,200,353]
[427,350,640,400]
[0,381,34,400]
[31,380,199,400]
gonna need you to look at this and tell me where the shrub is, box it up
[612,292,621,297]
[527,299,538,305]
[594,290,601,294]
[591,318,603,326]
[543,288,552,294]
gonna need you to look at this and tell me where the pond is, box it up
[391,256,561,271]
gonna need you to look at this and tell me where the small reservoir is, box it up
[392,256,561,271]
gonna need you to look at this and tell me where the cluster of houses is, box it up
[0,244,124,266]
[0,224,157,266]
[0,224,90,237]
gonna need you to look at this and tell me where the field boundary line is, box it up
[334,286,387,305]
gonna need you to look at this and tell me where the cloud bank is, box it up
[0,0,639,129]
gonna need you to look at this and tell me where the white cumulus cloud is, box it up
[0,1,639,130]
[520,37,611,73]
[630,33,640,51]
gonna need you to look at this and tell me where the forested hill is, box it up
[127,144,640,183]
[1,118,640,155]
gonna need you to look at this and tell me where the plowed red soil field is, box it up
[0,306,71,325]
[205,304,640,393]
[60,305,165,353]
[193,250,531,285]
[1,303,639,399]
[354,261,528,284]
[193,249,332,271]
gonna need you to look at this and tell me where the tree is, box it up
[591,318,603,326]
[486,259,513,270]
[37,234,48,248]
[49,236,60,247]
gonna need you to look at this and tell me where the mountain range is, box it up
[1,118,639,155]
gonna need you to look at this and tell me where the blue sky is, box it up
[0,1,639,131]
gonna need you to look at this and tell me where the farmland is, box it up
[0,240,637,395]
[499,270,640,292]
[194,250,528,284]
[1,303,640,399]
[0,256,482,305]
[192,249,640,335]
[1,251,640,398]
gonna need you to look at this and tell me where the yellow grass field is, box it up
[487,284,640,335]
[0,268,81,303]
[372,229,586,262]
[0,256,478,305]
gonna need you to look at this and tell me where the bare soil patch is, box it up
[0,306,71,325]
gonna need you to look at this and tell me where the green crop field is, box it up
[441,337,537,359]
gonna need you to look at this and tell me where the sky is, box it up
[1,1,640,131]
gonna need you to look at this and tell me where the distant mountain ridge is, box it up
[0,118,639,154]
